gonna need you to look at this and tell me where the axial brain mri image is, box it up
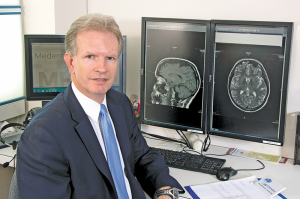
[151,58,200,109]
[228,58,270,112]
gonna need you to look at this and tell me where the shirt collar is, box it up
[71,82,107,122]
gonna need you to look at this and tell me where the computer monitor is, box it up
[207,20,293,146]
[25,35,127,103]
[140,17,211,133]
[140,18,293,146]
[25,35,69,101]
[112,35,127,94]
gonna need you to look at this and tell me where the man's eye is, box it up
[107,57,115,61]
[87,55,94,59]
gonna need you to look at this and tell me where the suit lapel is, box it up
[75,118,113,182]
[107,100,131,162]
[63,85,114,187]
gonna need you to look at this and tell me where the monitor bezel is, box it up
[25,34,66,101]
[140,17,211,133]
[112,35,127,94]
[206,20,293,145]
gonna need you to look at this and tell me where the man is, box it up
[16,13,183,199]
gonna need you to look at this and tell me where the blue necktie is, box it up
[100,104,129,199]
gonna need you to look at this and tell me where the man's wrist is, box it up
[154,186,179,199]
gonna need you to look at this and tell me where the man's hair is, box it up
[65,13,123,57]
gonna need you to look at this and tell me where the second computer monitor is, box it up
[140,17,211,133]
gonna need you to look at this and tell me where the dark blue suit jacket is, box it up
[17,84,182,199]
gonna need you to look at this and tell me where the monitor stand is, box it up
[42,101,50,107]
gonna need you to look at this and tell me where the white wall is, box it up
[54,0,87,34]
[7,0,56,124]
[8,0,87,124]
[13,0,299,158]
[88,0,300,158]
[22,0,55,34]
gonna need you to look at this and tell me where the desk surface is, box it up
[0,146,17,167]
[1,138,300,199]
[146,138,300,199]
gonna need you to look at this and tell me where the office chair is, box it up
[8,170,19,199]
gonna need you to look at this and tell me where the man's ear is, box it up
[64,52,75,73]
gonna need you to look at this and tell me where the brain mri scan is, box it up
[151,58,201,109]
[228,58,270,112]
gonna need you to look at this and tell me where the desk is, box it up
[1,138,300,199]
[146,138,300,199]
[0,146,17,167]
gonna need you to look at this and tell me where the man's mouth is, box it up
[93,78,108,83]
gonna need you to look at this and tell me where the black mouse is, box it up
[216,167,238,181]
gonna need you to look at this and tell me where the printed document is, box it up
[185,175,285,199]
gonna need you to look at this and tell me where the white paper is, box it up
[255,175,286,198]
[190,175,283,199]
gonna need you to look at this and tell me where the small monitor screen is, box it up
[25,35,69,101]
[140,18,210,132]
[31,42,70,93]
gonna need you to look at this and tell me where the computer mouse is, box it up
[216,167,238,181]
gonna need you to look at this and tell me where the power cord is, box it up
[235,160,265,171]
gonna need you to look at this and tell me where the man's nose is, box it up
[95,58,108,73]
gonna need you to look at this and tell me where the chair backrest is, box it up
[8,170,19,199]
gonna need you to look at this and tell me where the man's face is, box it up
[64,30,119,103]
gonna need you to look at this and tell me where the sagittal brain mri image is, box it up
[151,58,201,109]
[228,58,270,112]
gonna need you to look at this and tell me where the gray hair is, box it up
[65,13,123,57]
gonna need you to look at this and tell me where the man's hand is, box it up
[157,195,172,199]
[157,196,172,199]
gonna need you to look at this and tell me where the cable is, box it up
[143,134,181,144]
[141,131,187,145]
[201,134,211,153]
[175,130,192,149]
[0,123,25,149]
[235,160,265,171]
[3,154,16,168]
[180,130,192,149]
[182,146,204,155]
[143,130,265,172]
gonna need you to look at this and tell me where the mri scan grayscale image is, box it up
[212,41,286,140]
[143,26,206,129]
[228,58,270,112]
[151,58,201,109]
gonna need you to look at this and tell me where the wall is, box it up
[8,0,299,158]
[8,0,87,124]
[54,0,87,34]
[88,0,300,158]
[22,0,55,34]
[6,0,56,124]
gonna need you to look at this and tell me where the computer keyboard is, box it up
[150,147,226,175]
